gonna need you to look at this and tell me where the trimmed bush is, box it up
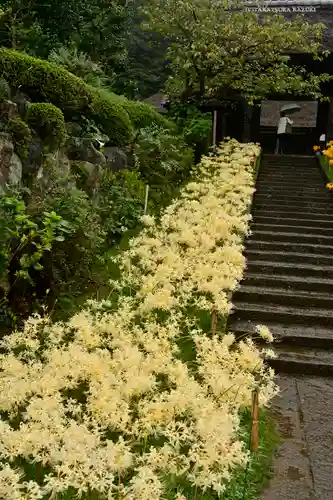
[0,49,173,145]
[94,90,175,134]
[0,48,132,146]
[121,99,175,131]
[26,103,66,151]
[88,88,134,146]
[7,118,31,160]
[0,48,89,111]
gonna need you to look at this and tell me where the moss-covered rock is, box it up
[8,118,31,160]
[26,103,66,152]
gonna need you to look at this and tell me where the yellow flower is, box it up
[313,145,320,151]
[329,160,333,165]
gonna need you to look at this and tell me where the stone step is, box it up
[250,229,333,245]
[257,174,323,180]
[253,201,333,213]
[263,153,315,158]
[253,193,332,203]
[228,320,333,350]
[242,273,333,294]
[245,249,333,266]
[252,215,333,229]
[256,174,322,182]
[256,177,323,185]
[262,162,317,167]
[263,155,316,164]
[253,197,331,208]
[259,163,319,169]
[246,260,333,279]
[251,222,333,237]
[256,183,329,190]
[233,285,333,309]
[260,165,319,172]
[230,302,333,328]
[232,155,333,377]
[268,345,333,377]
[257,171,321,177]
[260,161,320,169]
[255,185,327,194]
[246,239,333,255]
[263,158,316,164]
[252,209,333,220]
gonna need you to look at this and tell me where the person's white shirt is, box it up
[320,134,326,142]
[277,116,293,135]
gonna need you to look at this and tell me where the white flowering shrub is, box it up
[0,139,277,499]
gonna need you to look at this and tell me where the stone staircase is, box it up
[228,154,333,376]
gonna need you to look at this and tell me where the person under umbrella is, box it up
[275,103,301,155]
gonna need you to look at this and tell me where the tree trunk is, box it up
[243,100,253,142]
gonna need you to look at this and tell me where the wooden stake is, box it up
[251,388,259,452]
[211,310,217,335]
[213,110,217,146]
[143,184,149,215]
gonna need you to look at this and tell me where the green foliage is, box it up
[30,180,106,294]
[116,1,170,99]
[88,88,134,146]
[0,194,69,283]
[169,103,212,161]
[184,114,212,145]
[319,153,333,182]
[97,170,145,242]
[0,191,70,320]
[0,0,130,80]
[144,0,331,101]
[0,48,133,146]
[0,48,90,110]
[48,44,109,88]
[0,0,170,100]
[8,118,31,160]
[0,1,44,53]
[122,99,175,131]
[133,124,193,207]
[26,103,66,151]
[0,77,10,101]
[0,49,176,145]
[96,88,174,132]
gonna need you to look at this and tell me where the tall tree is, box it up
[0,0,130,77]
[117,0,170,98]
[143,0,331,101]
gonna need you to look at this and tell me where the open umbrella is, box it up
[280,103,301,115]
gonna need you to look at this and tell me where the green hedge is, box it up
[97,89,174,132]
[8,118,31,160]
[0,48,173,146]
[26,103,66,151]
[121,100,175,131]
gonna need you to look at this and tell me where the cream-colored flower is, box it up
[256,324,274,343]
[0,140,276,499]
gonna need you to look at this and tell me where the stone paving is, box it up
[261,375,333,500]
